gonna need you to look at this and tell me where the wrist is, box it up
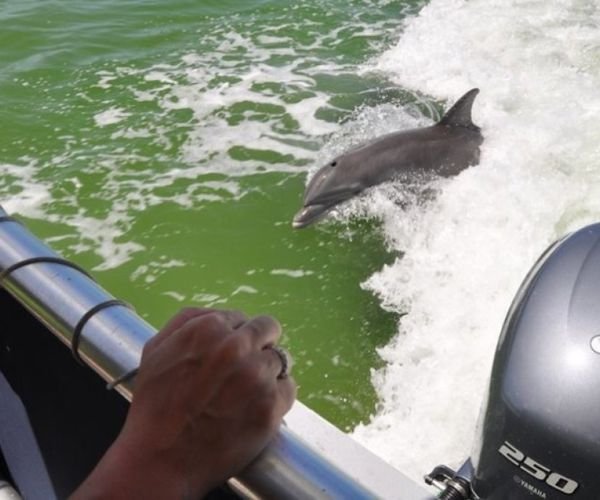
[70,431,197,500]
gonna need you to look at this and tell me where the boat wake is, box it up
[349,0,600,482]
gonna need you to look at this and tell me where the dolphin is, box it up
[292,88,483,228]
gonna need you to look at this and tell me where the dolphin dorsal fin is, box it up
[438,88,480,130]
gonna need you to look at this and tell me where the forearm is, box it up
[69,433,204,500]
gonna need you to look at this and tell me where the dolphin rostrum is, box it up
[292,88,483,228]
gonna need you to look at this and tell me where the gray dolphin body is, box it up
[293,88,483,228]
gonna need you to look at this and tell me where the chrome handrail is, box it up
[0,205,432,500]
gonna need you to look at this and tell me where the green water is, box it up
[1,0,422,430]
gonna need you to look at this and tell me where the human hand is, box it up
[71,308,296,500]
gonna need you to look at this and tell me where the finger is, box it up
[236,315,282,350]
[219,352,295,419]
[146,307,216,353]
[161,307,217,335]
[261,345,293,380]
[275,376,297,416]
[145,309,247,357]
[185,309,249,333]
[223,310,249,330]
[161,309,250,359]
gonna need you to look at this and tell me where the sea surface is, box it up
[2,0,600,483]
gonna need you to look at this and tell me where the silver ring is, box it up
[267,345,292,379]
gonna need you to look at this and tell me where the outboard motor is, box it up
[427,223,600,499]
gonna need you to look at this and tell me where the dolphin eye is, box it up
[330,161,337,167]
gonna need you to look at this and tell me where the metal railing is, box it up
[0,205,432,500]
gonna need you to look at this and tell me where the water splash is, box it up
[351,0,600,481]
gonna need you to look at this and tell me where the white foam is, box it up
[130,258,186,283]
[93,107,130,127]
[162,290,186,302]
[0,162,51,217]
[70,212,146,271]
[270,268,315,278]
[350,0,600,482]
[232,285,259,296]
